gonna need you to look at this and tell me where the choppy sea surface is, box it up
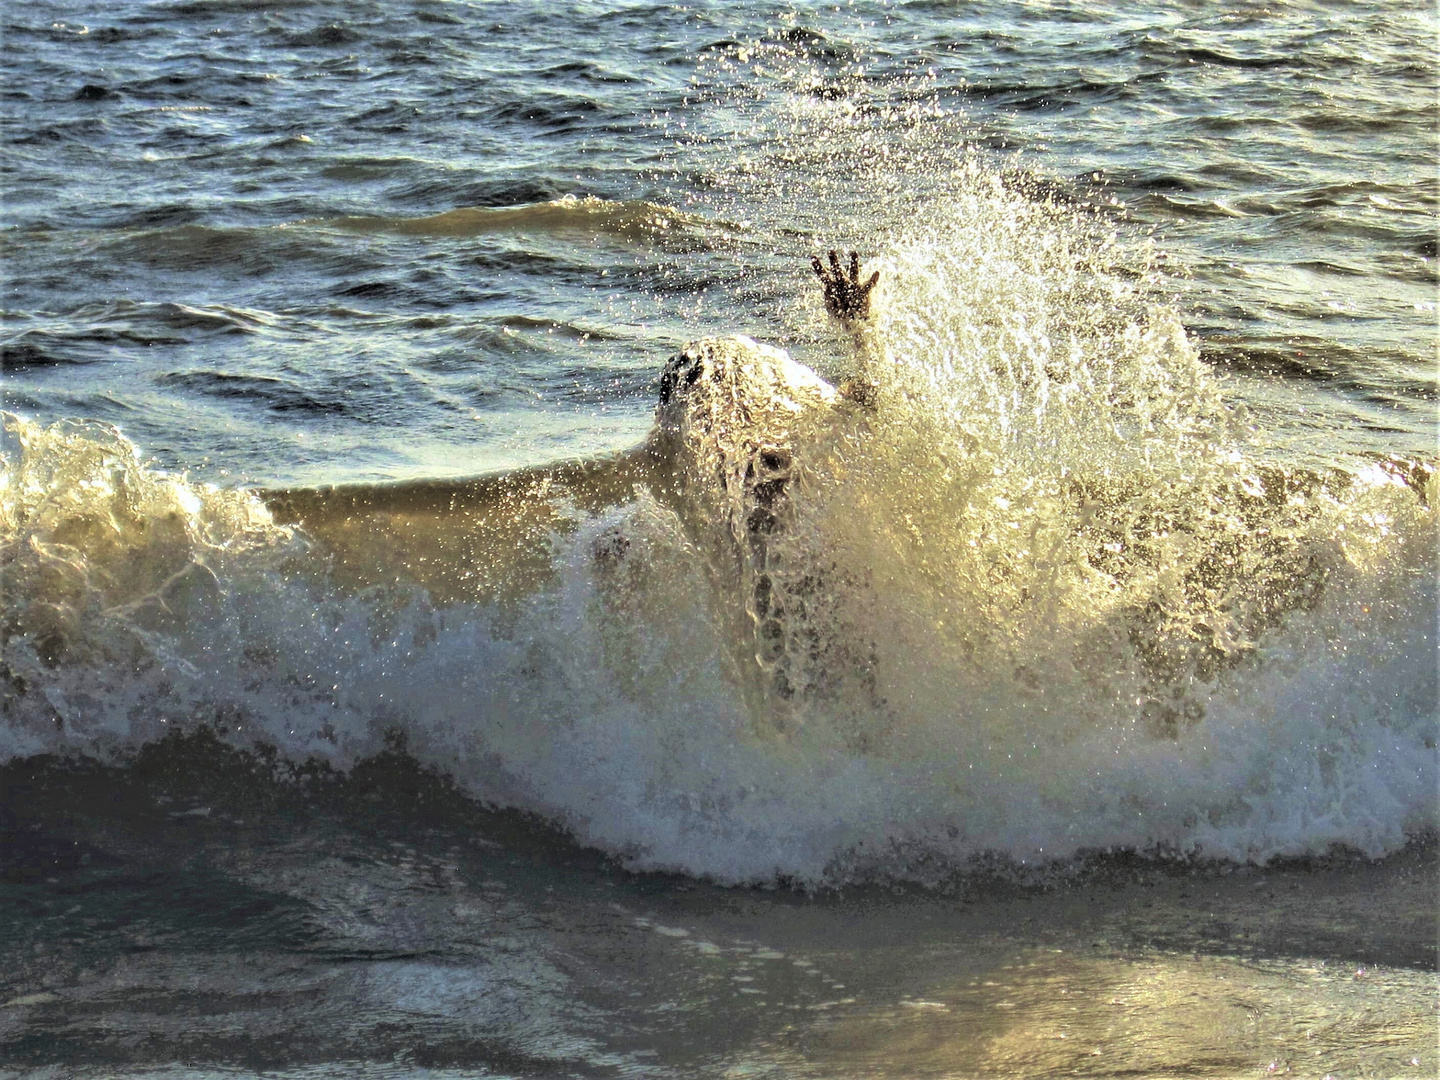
[2,1,1436,1076]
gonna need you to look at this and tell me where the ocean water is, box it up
[2,1,1436,1076]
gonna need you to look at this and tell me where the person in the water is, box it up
[811,249,879,323]
[811,249,880,407]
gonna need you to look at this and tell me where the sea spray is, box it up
[2,309,1432,886]
[2,159,1434,884]
[0,412,397,766]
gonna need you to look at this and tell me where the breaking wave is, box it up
[3,176,1435,887]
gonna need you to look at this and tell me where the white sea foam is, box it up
[3,178,1435,886]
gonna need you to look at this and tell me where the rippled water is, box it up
[3,0,1434,483]
[2,1,1436,1076]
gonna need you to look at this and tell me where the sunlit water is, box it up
[2,1,1436,1076]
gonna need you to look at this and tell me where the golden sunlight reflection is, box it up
[749,951,1434,1078]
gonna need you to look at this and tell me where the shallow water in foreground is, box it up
[2,737,1435,1079]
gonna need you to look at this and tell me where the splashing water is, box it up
[3,151,1435,885]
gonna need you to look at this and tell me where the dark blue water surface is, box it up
[3,0,1434,483]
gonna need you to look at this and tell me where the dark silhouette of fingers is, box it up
[848,251,859,281]
[862,270,879,294]
[811,255,825,278]
[828,250,842,276]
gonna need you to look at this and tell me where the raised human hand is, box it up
[810,249,879,323]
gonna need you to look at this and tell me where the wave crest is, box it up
[325,195,726,248]
[3,177,1435,886]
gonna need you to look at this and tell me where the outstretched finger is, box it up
[861,270,880,295]
[828,250,843,276]
[811,255,826,279]
[848,251,859,281]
